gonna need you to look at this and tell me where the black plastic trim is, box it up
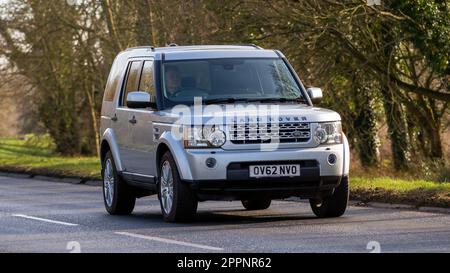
[120,172,157,191]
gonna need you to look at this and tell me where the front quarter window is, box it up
[139,60,155,96]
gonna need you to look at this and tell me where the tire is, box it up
[102,151,136,215]
[241,199,272,211]
[310,176,349,218]
[158,151,198,222]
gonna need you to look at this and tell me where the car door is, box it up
[126,59,158,177]
[113,60,143,172]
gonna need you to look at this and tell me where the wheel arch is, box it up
[156,143,170,175]
[100,140,110,166]
[156,132,194,181]
[101,128,124,171]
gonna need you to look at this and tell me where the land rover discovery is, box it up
[100,45,350,222]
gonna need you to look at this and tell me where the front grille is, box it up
[229,122,311,144]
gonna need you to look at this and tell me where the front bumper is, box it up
[188,175,342,201]
[173,144,346,200]
[181,144,345,180]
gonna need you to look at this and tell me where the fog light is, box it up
[328,154,337,165]
[206,158,217,168]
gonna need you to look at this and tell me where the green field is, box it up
[1,137,449,207]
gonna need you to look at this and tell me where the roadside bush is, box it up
[431,163,450,183]
[412,160,450,183]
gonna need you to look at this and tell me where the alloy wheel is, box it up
[104,159,115,207]
[160,161,174,214]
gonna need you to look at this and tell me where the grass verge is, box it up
[1,137,449,208]
[352,177,450,208]
[0,137,100,180]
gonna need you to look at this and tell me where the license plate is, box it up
[249,164,301,178]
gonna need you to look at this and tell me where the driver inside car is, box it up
[165,66,182,97]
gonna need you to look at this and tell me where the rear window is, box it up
[104,59,120,102]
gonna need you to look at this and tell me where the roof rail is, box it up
[234,44,263,50]
[126,46,155,52]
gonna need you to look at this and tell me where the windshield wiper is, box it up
[204,97,306,105]
[204,98,249,105]
[250,97,307,103]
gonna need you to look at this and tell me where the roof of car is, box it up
[125,44,263,52]
[123,45,282,60]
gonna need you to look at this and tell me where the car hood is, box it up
[156,103,341,124]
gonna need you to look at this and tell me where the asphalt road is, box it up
[0,175,449,253]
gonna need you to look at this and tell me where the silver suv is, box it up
[100,45,350,222]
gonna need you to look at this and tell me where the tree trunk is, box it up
[381,85,410,170]
[418,97,443,159]
[135,0,154,46]
[423,122,443,159]
[353,83,380,167]
[380,14,410,170]
[101,0,123,52]
[86,85,100,157]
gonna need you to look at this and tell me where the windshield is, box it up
[162,58,305,107]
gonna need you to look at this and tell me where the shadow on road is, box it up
[94,204,447,235]
[102,209,330,232]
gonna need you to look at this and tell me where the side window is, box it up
[121,61,143,106]
[139,60,155,96]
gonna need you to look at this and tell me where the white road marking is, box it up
[12,214,79,226]
[115,231,224,251]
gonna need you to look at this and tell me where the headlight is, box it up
[207,130,226,147]
[314,122,342,145]
[184,125,226,148]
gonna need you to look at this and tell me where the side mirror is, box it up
[306,87,323,103]
[126,91,156,109]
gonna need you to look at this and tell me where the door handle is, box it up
[111,114,118,122]
[129,116,137,125]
